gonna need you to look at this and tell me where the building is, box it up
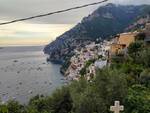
[144,23,150,44]
[110,32,138,56]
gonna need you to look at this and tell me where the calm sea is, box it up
[0,46,66,104]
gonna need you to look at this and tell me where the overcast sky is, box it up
[0,0,150,46]
[0,0,150,24]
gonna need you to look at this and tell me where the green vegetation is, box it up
[60,53,75,75]
[60,58,71,75]
[0,40,150,113]
[125,85,150,113]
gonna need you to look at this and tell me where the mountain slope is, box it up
[44,3,150,63]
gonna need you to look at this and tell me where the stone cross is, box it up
[110,101,124,113]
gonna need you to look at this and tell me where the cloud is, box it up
[0,0,99,24]
[0,23,74,45]
[111,0,150,5]
[0,0,149,24]
[0,0,150,46]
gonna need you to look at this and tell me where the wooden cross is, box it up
[110,101,124,113]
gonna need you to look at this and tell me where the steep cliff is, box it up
[44,4,150,64]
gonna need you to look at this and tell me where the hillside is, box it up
[44,3,150,63]
[1,27,150,113]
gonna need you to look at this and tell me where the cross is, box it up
[110,101,124,113]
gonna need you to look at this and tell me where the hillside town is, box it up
[65,23,150,81]
[65,41,109,81]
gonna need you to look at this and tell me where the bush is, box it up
[125,85,150,113]
[140,69,150,87]
[128,41,145,60]
[73,68,128,113]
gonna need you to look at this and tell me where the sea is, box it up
[0,46,66,104]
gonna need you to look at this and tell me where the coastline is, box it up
[0,46,66,104]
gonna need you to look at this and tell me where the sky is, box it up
[0,0,150,46]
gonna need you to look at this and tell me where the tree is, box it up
[75,88,107,113]
[72,68,127,113]
[95,69,127,104]
[135,32,146,41]
[140,69,150,87]
[138,48,150,67]
[0,104,8,113]
[50,87,73,113]
[7,100,24,113]
[28,87,73,113]
[120,63,144,85]
[29,95,50,113]
[128,41,144,60]
[125,85,150,113]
